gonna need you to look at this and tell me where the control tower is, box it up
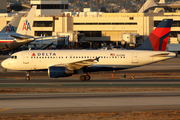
[0,0,7,13]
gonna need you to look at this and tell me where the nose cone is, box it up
[1,60,8,69]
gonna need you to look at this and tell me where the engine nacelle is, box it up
[48,66,73,78]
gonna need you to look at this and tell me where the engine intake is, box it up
[48,66,73,78]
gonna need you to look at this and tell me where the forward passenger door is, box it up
[23,52,29,64]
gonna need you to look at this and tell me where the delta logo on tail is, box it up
[22,20,31,31]
[5,24,15,32]
[136,19,173,51]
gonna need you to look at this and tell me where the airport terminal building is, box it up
[1,0,180,49]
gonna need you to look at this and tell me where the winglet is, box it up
[1,14,22,33]
[136,19,173,51]
[17,5,37,36]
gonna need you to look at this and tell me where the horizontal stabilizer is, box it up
[9,34,34,40]
[150,53,169,57]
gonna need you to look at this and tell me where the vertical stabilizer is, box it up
[17,6,37,36]
[0,14,22,33]
[136,19,173,51]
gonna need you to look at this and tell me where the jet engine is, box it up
[48,66,73,78]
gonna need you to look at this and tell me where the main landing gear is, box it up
[80,74,91,81]
[25,71,30,81]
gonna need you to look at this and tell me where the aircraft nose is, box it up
[1,60,9,69]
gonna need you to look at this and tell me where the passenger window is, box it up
[15,56,17,59]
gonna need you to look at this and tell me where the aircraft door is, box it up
[23,52,29,64]
[132,52,138,63]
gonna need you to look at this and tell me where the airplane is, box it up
[0,6,37,51]
[1,19,176,81]
[0,14,22,33]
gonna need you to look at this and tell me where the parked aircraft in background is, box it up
[0,6,36,51]
[1,19,176,81]
[0,14,22,33]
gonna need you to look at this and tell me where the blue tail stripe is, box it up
[158,32,170,51]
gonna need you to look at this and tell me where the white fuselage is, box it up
[1,50,176,71]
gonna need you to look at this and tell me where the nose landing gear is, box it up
[25,71,30,81]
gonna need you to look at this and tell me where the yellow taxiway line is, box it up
[0,108,12,112]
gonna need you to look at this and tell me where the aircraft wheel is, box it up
[85,75,90,81]
[80,75,86,81]
[25,76,30,81]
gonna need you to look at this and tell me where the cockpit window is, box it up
[10,56,17,59]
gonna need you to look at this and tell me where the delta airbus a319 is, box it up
[1,19,176,81]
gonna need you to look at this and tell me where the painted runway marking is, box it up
[0,108,12,112]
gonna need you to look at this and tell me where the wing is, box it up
[52,57,100,70]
